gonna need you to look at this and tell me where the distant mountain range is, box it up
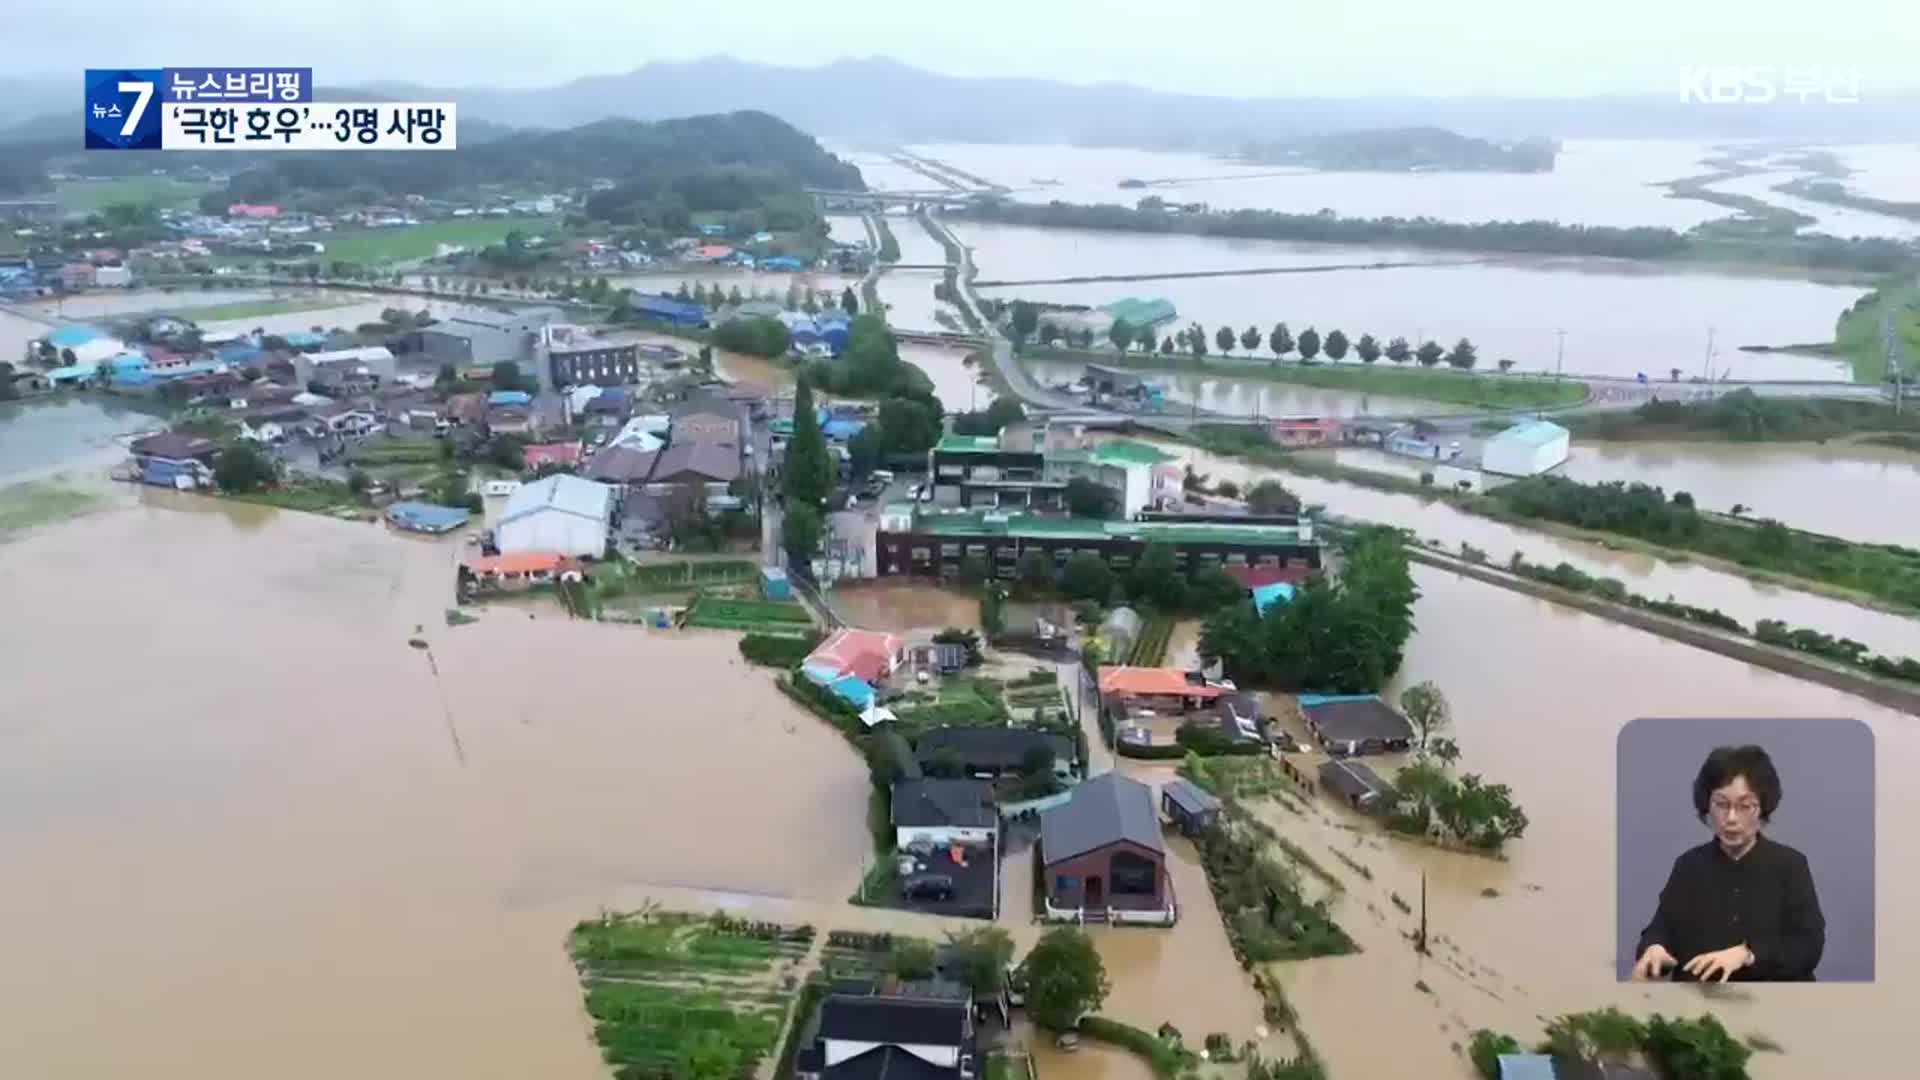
[3,56,1915,149]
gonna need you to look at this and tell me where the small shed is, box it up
[760,566,792,601]
[385,501,471,534]
[1160,779,1222,836]
[1319,759,1395,814]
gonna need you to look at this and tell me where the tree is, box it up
[1018,549,1055,592]
[1246,478,1300,515]
[727,285,745,306]
[491,361,527,393]
[1468,1031,1522,1080]
[889,938,938,980]
[1188,566,1245,613]
[1186,323,1208,359]
[1215,325,1236,355]
[782,379,833,507]
[213,443,276,493]
[1129,542,1187,610]
[1446,338,1478,370]
[1010,300,1040,344]
[1134,322,1157,354]
[1400,681,1451,760]
[1643,1013,1751,1080]
[1023,928,1110,1031]
[782,502,824,563]
[1324,329,1350,362]
[675,282,693,301]
[1297,327,1321,363]
[784,282,801,311]
[1039,322,1061,347]
[958,554,990,585]
[1670,367,1683,382]
[944,927,1016,997]
[877,396,943,455]
[1416,340,1446,367]
[1240,325,1262,354]
[1108,317,1135,355]
[846,426,882,480]
[1064,477,1116,519]
[1356,334,1382,364]
[1159,335,1174,355]
[486,433,529,472]
[1498,358,1515,373]
[0,361,15,402]
[1385,336,1412,364]
[1270,322,1294,361]
[1062,552,1114,602]
[841,286,859,314]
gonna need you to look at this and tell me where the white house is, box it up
[239,417,285,444]
[1481,419,1570,477]
[796,989,974,1080]
[891,778,997,850]
[94,265,132,287]
[495,474,614,558]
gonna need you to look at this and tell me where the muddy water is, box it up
[0,396,165,485]
[9,287,282,320]
[980,255,1860,382]
[876,267,956,332]
[1024,359,1471,419]
[901,342,995,411]
[829,579,984,635]
[1558,441,1920,548]
[1153,439,1920,659]
[911,140,1729,229]
[0,504,876,1080]
[826,214,869,246]
[1264,567,1920,1079]
[1835,143,1920,203]
[1706,171,1920,242]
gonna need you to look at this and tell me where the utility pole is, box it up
[1886,311,1904,416]
[1702,326,1717,397]
[1555,328,1566,382]
[1415,871,1429,955]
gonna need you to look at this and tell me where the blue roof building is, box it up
[217,343,265,366]
[1250,581,1296,613]
[760,255,806,271]
[281,331,328,350]
[385,501,472,534]
[802,663,876,708]
[631,293,708,328]
[488,390,532,407]
[46,325,107,348]
[697,223,727,237]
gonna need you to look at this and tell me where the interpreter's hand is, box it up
[1682,944,1753,983]
[1631,943,1676,980]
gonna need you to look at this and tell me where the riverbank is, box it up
[1834,278,1919,383]
[1022,346,1589,410]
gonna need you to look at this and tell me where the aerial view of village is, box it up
[3,7,1918,1080]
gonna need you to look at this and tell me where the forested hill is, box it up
[205,110,862,206]
[1238,127,1559,173]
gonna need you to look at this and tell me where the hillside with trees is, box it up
[1238,127,1559,172]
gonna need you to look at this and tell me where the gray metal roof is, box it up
[1160,778,1220,817]
[651,439,740,483]
[1041,771,1163,863]
[892,778,996,829]
[499,474,613,527]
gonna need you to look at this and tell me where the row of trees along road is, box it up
[1007,301,1487,370]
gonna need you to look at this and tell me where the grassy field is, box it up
[347,437,447,467]
[168,296,363,323]
[1022,347,1590,409]
[569,911,812,1080]
[1833,279,1920,383]
[227,480,373,520]
[56,176,214,212]
[683,593,814,631]
[320,217,562,264]
[0,480,108,539]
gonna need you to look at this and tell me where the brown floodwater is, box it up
[1557,440,1920,548]
[1257,567,1918,1079]
[829,580,986,635]
[1154,439,1920,661]
[0,503,876,1079]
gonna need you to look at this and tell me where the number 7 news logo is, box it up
[85,69,162,149]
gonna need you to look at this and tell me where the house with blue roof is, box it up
[385,501,472,534]
[488,390,532,407]
[629,292,708,328]
[760,255,806,271]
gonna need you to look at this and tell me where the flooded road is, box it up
[901,342,995,410]
[1025,358,1472,418]
[1156,439,1920,659]
[0,504,876,1080]
[1267,567,1920,1079]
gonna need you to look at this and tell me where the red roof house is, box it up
[806,628,907,684]
[522,442,584,472]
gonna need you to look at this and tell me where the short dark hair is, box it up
[1693,744,1782,822]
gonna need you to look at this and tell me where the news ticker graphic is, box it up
[85,68,456,150]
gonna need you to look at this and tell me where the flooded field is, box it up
[1835,143,1920,203]
[0,502,876,1080]
[1267,567,1920,1079]
[825,213,870,245]
[1558,440,1920,547]
[828,578,984,634]
[1153,439,1920,659]
[902,342,995,410]
[875,266,957,333]
[1023,359,1472,419]
[953,220,1464,281]
[910,140,1733,229]
[1705,171,1920,241]
[0,396,164,485]
[885,211,954,266]
[980,248,1863,382]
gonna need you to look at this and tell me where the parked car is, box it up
[900,874,955,901]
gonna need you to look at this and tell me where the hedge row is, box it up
[738,631,823,667]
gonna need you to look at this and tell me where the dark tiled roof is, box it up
[817,994,967,1046]
[1302,698,1413,745]
[1041,771,1163,864]
[825,1045,960,1080]
[131,432,216,460]
[1160,778,1220,817]
[651,439,740,483]
[1318,759,1394,802]
[583,446,658,483]
[893,778,996,829]
[915,727,1072,772]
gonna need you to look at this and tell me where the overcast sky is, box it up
[16,0,1915,98]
